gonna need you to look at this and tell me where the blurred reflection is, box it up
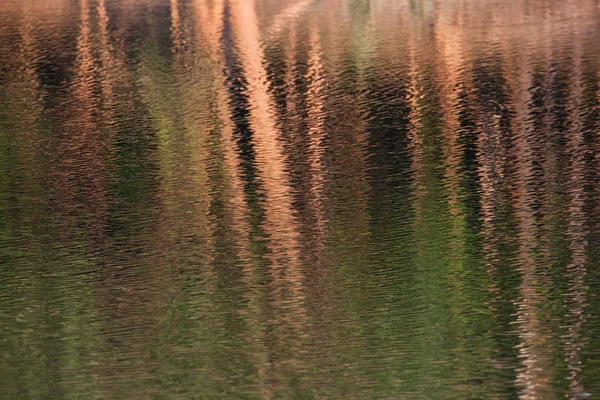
[1,0,600,398]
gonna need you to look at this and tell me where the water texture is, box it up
[1,0,600,398]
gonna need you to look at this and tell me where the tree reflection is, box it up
[1,0,600,398]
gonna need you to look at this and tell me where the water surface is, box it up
[1,0,600,398]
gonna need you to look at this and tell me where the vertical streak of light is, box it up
[301,20,333,384]
[194,0,253,276]
[305,23,327,248]
[230,0,311,393]
[198,0,257,287]
[14,2,42,179]
[475,6,519,389]
[507,17,555,398]
[193,1,274,396]
[435,0,469,293]
[478,5,507,307]
[264,0,314,41]
[203,1,277,394]
[97,0,116,106]
[65,0,108,231]
[172,0,214,254]
[563,30,589,399]
[437,1,467,216]
[228,0,306,327]
[406,28,424,196]
[433,3,482,387]
[170,0,182,50]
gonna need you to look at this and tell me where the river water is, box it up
[1,0,600,398]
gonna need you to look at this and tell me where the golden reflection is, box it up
[194,0,274,395]
[229,0,305,292]
[229,0,308,393]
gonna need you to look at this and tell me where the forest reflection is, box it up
[1,0,600,398]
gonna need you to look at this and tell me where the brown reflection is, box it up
[170,0,183,52]
[264,0,315,41]
[303,23,327,256]
[229,0,308,393]
[299,20,336,390]
[318,3,378,393]
[9,1,42,187]
[85,0,153,396]
[54,0,109,240]
[433,5,493,393]
[507,28,555,400]
[475,18,521,396]
[320,0,372,239]
[406,20,425,191]
[229,0,303,251]
[405,6,475,395]
[193,1,282,396]
[193,0,255,275]
[194,0,224,53]
[563,33,589,398]
[192,0,254,270]
[436,1,469,214]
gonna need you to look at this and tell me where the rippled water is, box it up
[1,0,600,398]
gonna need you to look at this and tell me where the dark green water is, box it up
[1,0,600,398]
